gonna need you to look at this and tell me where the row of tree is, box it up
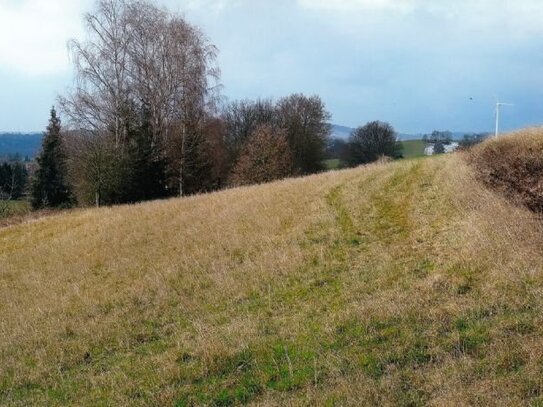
[33,91,332,208]
[31,0,333,208]
[30,0,404,210]
[324,121,403,168]
[459,133,489,149]
[423,131,489,154]
[32,108,405,209]
[0,162,28,200]
[54,0,221,206]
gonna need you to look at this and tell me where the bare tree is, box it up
[222,99,277,161]
[164,15,220,196]
[59,0,220,203]
[230,125,294,186]
[65,130,125,206]
[60,0,132,146]
[344,121,403,166]
[276,94,331,174]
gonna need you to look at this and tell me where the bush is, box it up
[434,140,445,154]
[344,121,403,167]
[468,128,543,212]
[230,125,294,186]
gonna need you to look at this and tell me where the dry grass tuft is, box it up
[2,153,543,405]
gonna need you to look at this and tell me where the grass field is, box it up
[324,158,341,170]
[401,140,426,159]
[2,154,543,405]
[0,200,31,219]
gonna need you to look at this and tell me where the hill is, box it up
[2,154,543,405]
[331,125,423,141]
[330,124,354,140]
[331,125,478,142]
[0,132,42,159]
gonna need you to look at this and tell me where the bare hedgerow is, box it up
[229,125,294,186]
[467,128,543,212]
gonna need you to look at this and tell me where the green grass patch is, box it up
[324,158,341,170]
[0,200,31,219]
[401,140,426,159]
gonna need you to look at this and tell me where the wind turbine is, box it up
[495,100,514,138]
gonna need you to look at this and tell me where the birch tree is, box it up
[60,0,220,204]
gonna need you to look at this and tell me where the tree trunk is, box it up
[179,122,186,197]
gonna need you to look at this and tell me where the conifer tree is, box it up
[31,107,73,209]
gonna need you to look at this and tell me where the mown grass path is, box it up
[2,156,543,406]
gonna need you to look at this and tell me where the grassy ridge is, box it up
[2,154,543,405]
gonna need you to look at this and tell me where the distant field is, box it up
[324,158,341,170]
[0,200,31,218]
[3,154,543,405]
[401,139,426,159]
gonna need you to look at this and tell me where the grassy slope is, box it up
[2,155,543,405]
[401,140,426,159]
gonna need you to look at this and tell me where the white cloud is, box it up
[167,0,241,16]
[0,0,91,76]
[0,0,242,76]
[299,0,543,26]
[298,0,543,43]
[298,0,415,13]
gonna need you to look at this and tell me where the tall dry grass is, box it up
[2,153,543,405]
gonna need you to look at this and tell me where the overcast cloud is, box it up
[1,0,542,133]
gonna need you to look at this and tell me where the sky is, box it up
[1,0,543,134]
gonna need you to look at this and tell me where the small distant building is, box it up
[424,142,459,156]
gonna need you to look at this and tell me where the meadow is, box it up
[401,139,426,159]
[2,150,543,405]
[0,200,31,220]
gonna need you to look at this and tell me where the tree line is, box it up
[31,0,404,210]
[324,121,403,168]
[0,162,27,200]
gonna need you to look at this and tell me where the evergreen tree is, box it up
[124,105,168,202]
[31,107,73,209]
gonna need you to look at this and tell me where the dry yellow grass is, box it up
[2,153,543,406]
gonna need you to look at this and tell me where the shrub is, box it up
[468,128,543,212]
[229,125,294,186]
[343,121,403,167]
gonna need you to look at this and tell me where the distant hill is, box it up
[0,129,478,158]
[398,133,424,141]
[0,133,42,159]
[331,124,429,141]
[398,132,481,141]
[331,126,482,142]
[331,124,355,140]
